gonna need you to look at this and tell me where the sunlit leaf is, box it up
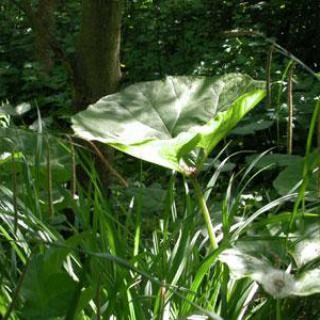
[72,74,265,174]
[220,248,295,299]
[295,269,320,296]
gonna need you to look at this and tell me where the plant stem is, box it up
[287,62,295,155]
[317,111,320,198]
[46,135,54,218]
[288,100,320,232]
[276,60,294,148]
[69,136,77,199]
[266,45,274,109]
[11,151,18,235]
[4,253,33,320]
[276,299,282,320]
[191,177,218,250]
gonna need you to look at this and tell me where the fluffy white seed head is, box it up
[260,269,296,299]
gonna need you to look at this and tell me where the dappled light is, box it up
[1,1,320,319]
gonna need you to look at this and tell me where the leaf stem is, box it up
[46,135,54,218]
[276,299,282,320]
[266,45,274,109]
[4,253,33,320]
[191,177,218,251]
[287,62,295,155]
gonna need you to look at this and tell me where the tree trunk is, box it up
[34,0,56,71]
[12,0,123,186]
[73,0,123,110]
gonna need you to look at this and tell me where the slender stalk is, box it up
[133,161,143,259]
[133,193,142,258]
[69,136,77,199]
[287,63,295,154]
[191,177,218,250]
[95,276,101,320]
[317,111,320,198]
[276,299,282,320]
[46,135,54,218]
[88,141,128,187]
[4,253,33,320]
[288,100,320,232]
[276,60,294,148]
[266,45,274,109]
[11,152,18,235]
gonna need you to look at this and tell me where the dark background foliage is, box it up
[1,0,319,107]
[1,1,320,319]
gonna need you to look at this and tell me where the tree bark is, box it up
[12,0,123,186]
[35,0,56,70]
[73,0,123,110]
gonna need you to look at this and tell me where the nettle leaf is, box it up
[72,74,265,175]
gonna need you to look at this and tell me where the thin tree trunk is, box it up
[12,0,123,186]
[72,1,123,187]
[73,0,123,110]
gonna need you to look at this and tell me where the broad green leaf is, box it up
[21,248,77,319]
[231,119,273,135]
[293,239,320,267]
[219,248,296,299]
[114,183,167,214]
[295,269,320,296]
[0,102,31,118]
[291,223,320,267]
[219,248,270,282]
[273,152,319,199]
[246,153,302,170]
[0,127,73,183]
[72,74,265,174]
[220,246,320,298]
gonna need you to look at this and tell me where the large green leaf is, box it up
[246,153,303,170]
[21,248,77,319]
[273,152,319,199]
[72,74,265,174]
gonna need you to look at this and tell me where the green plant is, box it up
[72,73,265,251]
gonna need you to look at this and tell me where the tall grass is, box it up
[0,124,319,320]
[1,52,320,319]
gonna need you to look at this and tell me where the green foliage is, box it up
[246,152,320,199]
[246,153,303,169]
[21,249,77,319]
[231,119,273,135]
[72,74,265,174]
[273,153,319,199]
[220,247,318,298]
[1,0,320,319]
